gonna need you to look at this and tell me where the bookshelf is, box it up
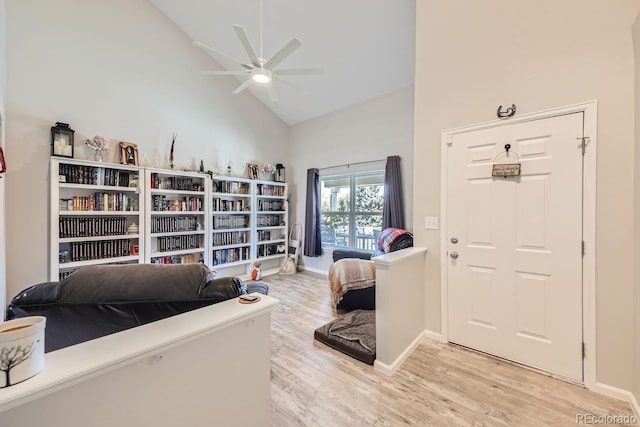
[254,181,288,271]
[50,158,144,281]
[210,178,288,276]
[144,169,208,265]
[50,160,288,279]
[210,176,254,273]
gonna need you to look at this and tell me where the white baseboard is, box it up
[592,382,640,419]
[299,266,328,276]
[422,329,445,342]
[374,330,426,376]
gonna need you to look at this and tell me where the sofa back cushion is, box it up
[58,264,214,303]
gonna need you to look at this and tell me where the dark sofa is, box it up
[331,228,413,311]
[8,263,267,352]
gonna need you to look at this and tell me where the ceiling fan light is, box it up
[251,69,272,84]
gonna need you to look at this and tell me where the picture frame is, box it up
[119,141,139,166]
[247,163,259,179]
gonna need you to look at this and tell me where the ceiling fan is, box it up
[193,2,323,102]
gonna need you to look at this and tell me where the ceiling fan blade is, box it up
[232,25,261,68]
[232,79,254,94]
[272,68,324,76]
[192,40,245,65]
[201,70,249,76]
[273,76,306,92]
[266,84,279,103]
[264,38,302,70]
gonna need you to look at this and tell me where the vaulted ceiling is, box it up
[149,0,416,125]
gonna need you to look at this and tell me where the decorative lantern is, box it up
[50,122,75,158]
[275,163,285,183]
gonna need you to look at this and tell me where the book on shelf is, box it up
[59,217,129,238]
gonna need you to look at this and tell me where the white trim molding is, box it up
[374,331,427,376]
[299,265,328,276]
[422,329,445,343]
[440,101,598,389]
[592,383,640,420]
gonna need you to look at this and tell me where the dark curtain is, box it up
[304,168,322,257]
[382,155,405,230]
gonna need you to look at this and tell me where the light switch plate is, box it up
[425,216,439,230]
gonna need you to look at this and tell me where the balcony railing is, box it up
[322,228,378,252]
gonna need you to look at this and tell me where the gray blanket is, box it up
[328,309,376,353]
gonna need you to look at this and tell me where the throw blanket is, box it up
[329,309,376,353]
[328,258,376,308]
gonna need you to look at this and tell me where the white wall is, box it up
[415,0,639,390]
[289,87,414,272]
[4,0,289,300]
[633,8,640,413]
[0,0,7,320]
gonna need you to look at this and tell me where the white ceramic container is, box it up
[0,316,46,388]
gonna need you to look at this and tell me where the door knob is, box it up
[450,251,459,259]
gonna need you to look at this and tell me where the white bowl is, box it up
[0,316,46,388]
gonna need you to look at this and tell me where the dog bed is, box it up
[313,309,376,365]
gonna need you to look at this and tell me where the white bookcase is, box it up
[144,168,208,265]
[254,181,288,272]
[210,176,254,275]
[50,160,288,279]
[50,158,144,281]
[210,177,288,276]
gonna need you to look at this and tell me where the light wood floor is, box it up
[265,271,638,427]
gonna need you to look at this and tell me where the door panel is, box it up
[447,113,583,381]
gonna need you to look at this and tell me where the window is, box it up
[320,171,384,251]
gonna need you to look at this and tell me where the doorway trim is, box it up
[439,101,597,388]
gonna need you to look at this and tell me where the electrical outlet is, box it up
[425,216,439,230]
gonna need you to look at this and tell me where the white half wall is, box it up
[4,0,290,301]
[374,247,427,375]
[0,296,278,427]
[289,87,415,273]
[415,0,639,390]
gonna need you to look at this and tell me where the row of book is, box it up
[150,173,204,191]
[59,217,131,238]
[256,199,284,211]
[152,195,203,212]
[63,240,133,262]
[150,216,200,233]
[212,198,247,212]
[257,243,286,257]
[257,184,285,197]
[211,231,250,246]
[212,215,250,229]
[156,235,201,252]
[59,269,77,280]
[60,192,137,212]
[151,254,203,264]
[256,214,284,227]
[211,247,250,265]
[257,230,284,242]
[212,180,250,195]
[58,261,138,280]
[59,164,137,188]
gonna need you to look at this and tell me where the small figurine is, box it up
[251,261,262,281]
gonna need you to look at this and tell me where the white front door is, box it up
[446,112,584,381]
